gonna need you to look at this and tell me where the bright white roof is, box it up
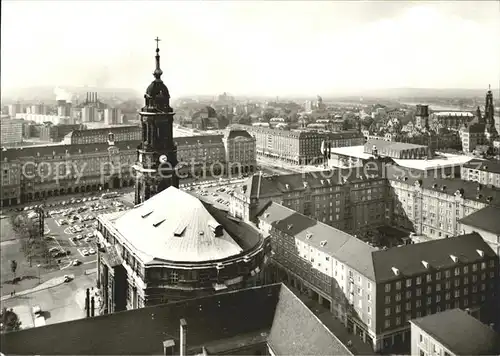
[433,111,474,117]
[330,145,373,160]
[393,153,475,170]
[108,187,243,264]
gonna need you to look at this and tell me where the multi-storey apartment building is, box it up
[175,135,226,177]
[230,166,389,234]
[39,123,84,142]
[62,126,141,145]
[410,309,500,356]
[0,117,23,145]
[222,128,257,174]
[430,112,475,131]
[258,203,499,352]
[15,113,75,125]
[461,159,500,188]
[386,165,500,243]
[0,139,137,207]
[235,125,364,165]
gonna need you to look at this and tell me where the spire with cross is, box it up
[153,36,163,81]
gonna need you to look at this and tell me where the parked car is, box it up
[72,259,81,266]
[81,249,89,256]
[88,248,96,255]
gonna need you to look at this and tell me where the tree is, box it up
[10,260,17,283]
[0,308,22,333]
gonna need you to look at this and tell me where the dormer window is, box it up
[306,232,312,239]
[287,224,293,230]
[476,249,484,257]
[450,255,458,263]
[392,267,400,276]
[422,261,429,269]
[320,240,327,247]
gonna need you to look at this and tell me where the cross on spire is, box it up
[155,37,161,50]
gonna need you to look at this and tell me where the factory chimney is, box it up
[180,319,187,356]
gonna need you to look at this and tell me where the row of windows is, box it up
[384,261,496,292]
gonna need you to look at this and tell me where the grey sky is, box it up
[2,1,499,96]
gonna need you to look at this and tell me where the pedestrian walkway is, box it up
[1,274,74,302]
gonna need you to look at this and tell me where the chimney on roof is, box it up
[163,340,175,356]
[180,319,187,356]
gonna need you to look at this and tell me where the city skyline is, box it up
[2,1,500,97]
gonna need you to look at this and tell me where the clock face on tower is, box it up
[159,155,168,164]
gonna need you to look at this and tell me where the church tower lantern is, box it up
[134,37,178,205]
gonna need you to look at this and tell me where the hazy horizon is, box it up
[2,1,500,97]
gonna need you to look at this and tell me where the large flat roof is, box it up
[330,145,373,160]
[393,153,475,171]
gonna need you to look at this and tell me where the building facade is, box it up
[410,309,500,356]
[230,167,389,234]
[82,106,99,123]
[387,165,500,241]
[104,108,123,125]
[236,125,364,165]
[175,135,225,177]
[223,128,257,174]
[62,125,141,145]
[0,117,23,145]
[461,159,500,188]
[258,203,499,352]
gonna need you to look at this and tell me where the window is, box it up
[406,279,412,287]
[385,307,391,316]
[416,300,422,307]
[395,305,401,313]
[454,267,460,276]
[445,270,451,278]
[416,276,422,285]
[481,262,486,270]
[436,295,441,302]
[385,283,391,293]
[385,319,391,329]
[406,290,412,299]
[426,274,432,282]
[463,266,469,273]
[396,316,401,326]
[436,272,441,280]
[416,288,422,296]
[368,282,371,290]
[445,281,451,289]
[367,306,371,314]
[445,292,451,300]
[385,296,391,304]
[419,334,423,343]
[426,286,432,294]
[405,302,411,311]
[472,264,478,272]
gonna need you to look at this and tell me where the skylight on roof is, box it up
[152,219,165,227]
[141,210,153,218]
[174,225,186,237]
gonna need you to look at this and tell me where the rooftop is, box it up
[173,134,223,146]
[411,309,500,355]
[0,284,352,356]
[103,187,261,264]
[432,111,475,117]
[330,145,374,160]
[258,203,377,280]
[259,203,495,283]
[392,153,475,171]
[365,138,428,152]
[459,205,500,235]
[463,158,500,174]
[372,232,495,283]
[386,165,500,207]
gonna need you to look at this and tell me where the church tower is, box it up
[484,85,498,141]
[134,37,178,205]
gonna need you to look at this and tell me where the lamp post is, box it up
[37,264,41,284]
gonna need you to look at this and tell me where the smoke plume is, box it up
[54,87,72,102]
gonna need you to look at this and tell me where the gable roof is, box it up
[107,187,262,264]
[411,309,500,355]
[385,165,500,207]
[371,232,495,283]
[0,283,352,356]
[258,203,377,280]
[463,158,500,174]
[459,205,500,235]
[268,284,353,356]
